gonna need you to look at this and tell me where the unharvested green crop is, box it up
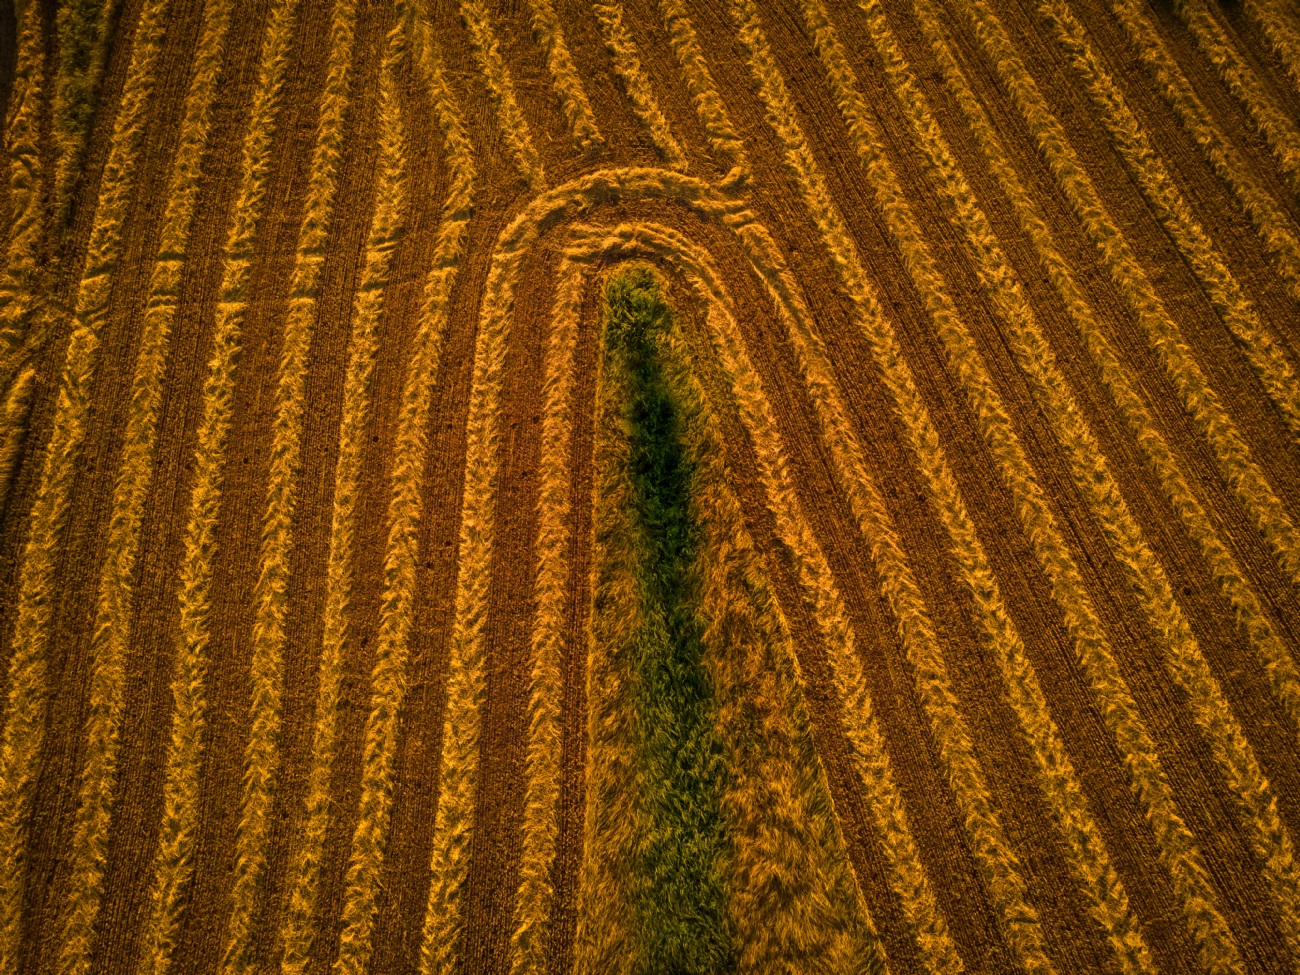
[602,267,735,974]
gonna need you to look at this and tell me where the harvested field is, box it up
[1,0,1300,972]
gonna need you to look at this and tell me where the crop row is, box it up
[525,0,602,150]
[934,0,1300,769]
[945,0,1300,592]
[739,0,1300,965]
[459,0,545,191]
[858,0,1300,958]
[728,1,1064,968]
[670,207,960,973]
[3,0,1300,967]
[595,3,686,170]
[440,158,956,969]
[275,8,409,975]
[571,290,641,974]
[851,0,1300,961]
[132,0,301,969]
[805,2,1154,970]
[918,1,1300,951]
[915,0,1300,941]
[0,0,128,493]
[414,178,512,975]
[1038,0,1300,443]
[220,0,359,965]
[1106,0,1300,310]
[54,0,236,972]
[591,206,960,973]
[550,232,885,972]
[0,0,49,509]
[508,260,585,975]
[387,179,733,975]
[297,2,479,971]
[1176,0,1300,205]
[0,0,174,966]
[628,0,1300,966]
[658,0,748,186]
[656,267,881,973]
[752,0,1300,966]
[1244,0,1300,96]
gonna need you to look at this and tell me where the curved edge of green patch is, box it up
[603,264,737,974]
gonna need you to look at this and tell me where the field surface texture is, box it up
[3,0,1300,971]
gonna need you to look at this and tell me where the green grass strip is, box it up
[602,267,736,974]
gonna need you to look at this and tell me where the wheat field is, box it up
[1,0,1300,971]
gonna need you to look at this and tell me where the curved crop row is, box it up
[0,0,173,965]
[573,217,964,975]
[594,3,686,170]
[803,3,1154,972]
[565,230,890,974]
[1107,0,1300,310]
[679,224,961,975]
[413,159,532,975]
[1174,0,1300,205]
[272,11,409,975]
[507,261,585,975]
[944,0,1300,593]
[531,240,884,974]
[524,0,603,150]
[438,159,956,967]
[321,5,475,973]
[844,0,1300,964]
[729,1,1059,968]
[402,94,631,975]
[0,0,50,506]
[131,0,302,970]
[656,0,748,186]
[53,0,236,972]
[419,165,967,973]
[460,0,545,192]
[1037,0,1300,443]
[219,0,357,962]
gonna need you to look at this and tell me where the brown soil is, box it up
[2,0,1300,972]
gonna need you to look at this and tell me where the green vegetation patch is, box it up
[603,267,736,974]
[54,0,120,220]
